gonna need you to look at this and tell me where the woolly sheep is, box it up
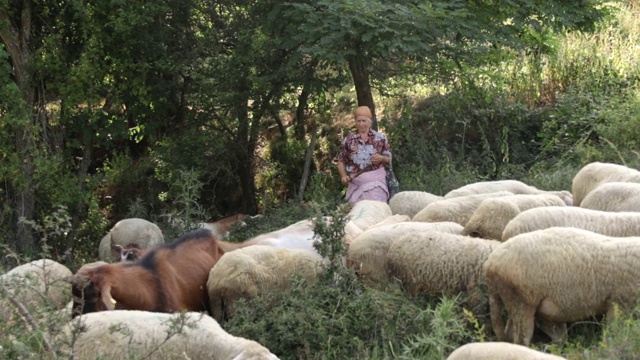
[463,194,567,241]
[484,227,640,346]
[501,206,640,241]
[347,221,464,286]
[207,245,326,322]
[412,191,514,226]
[346,200,393,231]
[571,162,640,206]
[386,231,500,315]
[343,214,411,245]
[245,219,318,256]
[447,342,565,360]
[98,218,165,262]
[343,200,394,243]
[388,191,443,218]
[57,310,279,359]
[444,180,564,199]
[97,233,112,262]
[1,259,72,324]
[580,182,640,212]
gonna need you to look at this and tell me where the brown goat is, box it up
[73,228,227,316]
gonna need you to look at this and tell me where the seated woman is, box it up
[337,106,392,204]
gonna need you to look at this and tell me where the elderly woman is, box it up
[337,106,393,204]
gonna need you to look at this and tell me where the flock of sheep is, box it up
[3,161,640,359]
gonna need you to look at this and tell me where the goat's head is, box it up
[111,243,145,262]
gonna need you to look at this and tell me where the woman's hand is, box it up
[371,154,388,165]
[341,175,351,185]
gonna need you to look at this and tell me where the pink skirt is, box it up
[346,167,389,204]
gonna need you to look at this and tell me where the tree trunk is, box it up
[297,123,317,203]
[234,80,258,215]
[64,139,93,263]
[294,83,310,141]
[347,54,377,130]
[1,1,37,254]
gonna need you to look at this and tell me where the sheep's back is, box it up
[58,310,279,360]
[1,259,72,317]
[444,180,541,198]
[389,191,443,218]
[413,191,513,225]
[98,218,165,262]
[581,182,640,212]
[502,206,640,241]
[463,194,566,240]
[447,342,565,360]
[571,162,640,206]
[386,231,499,296]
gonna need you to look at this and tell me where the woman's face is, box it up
[355,117,370,133]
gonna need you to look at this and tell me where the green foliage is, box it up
[225,273,426,359]
[96,152,164,222]
[18,205,72,260]
[159,169,210,240]
[265,134,309,201]
[304,170,344,205]
[584,301,640,359]
[311,203,350,274]
[271,0,614,85]
[384,85,544,190]
[398,297,476,359]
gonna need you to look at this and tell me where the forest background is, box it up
[1,0,640,358]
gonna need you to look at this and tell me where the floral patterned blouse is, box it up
[338,129,392,175]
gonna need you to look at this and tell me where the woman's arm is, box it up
[338,160,351,184]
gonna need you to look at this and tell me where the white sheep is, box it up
[347,221,463,286]
[386,231,500,314]
[571,161,640,206]
[484,227,640,346]
[388,191,443,218]
[447,342,565,360]
[57,310,279,359]
[98,218,165,262]
[501,206,640,241]
[97,233,112,262]
[246,219,317,254]
[342,200,394,244]
[207,245,326,322]
[444,180,572,203]
[1,259,72,324]
[412,191,514,226]
[463,194,567,241]
[343,214,411,245]
[580,182,640,212]
[346,199,393,230]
